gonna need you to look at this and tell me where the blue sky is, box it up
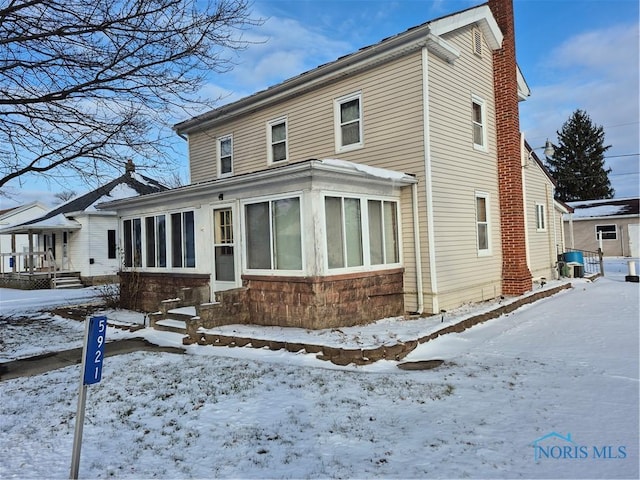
[3,0,639,206]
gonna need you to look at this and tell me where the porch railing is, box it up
[0,250,59,279]
[562,248,604,277]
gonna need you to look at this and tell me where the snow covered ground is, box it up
[0,258,638,479]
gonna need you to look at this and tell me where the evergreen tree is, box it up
[546,109,614,202]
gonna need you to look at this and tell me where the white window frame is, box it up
[472,95,487,152]
[595,224,617,241]
[217,134,233,178]
[334,91,363,153]
[267,117,289,164]
[535,203,547,232]
[323,193,401,273]
[475,191,491,256]
[241,193,305,275]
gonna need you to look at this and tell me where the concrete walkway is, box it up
[0,338,184,381]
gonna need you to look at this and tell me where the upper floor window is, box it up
[335,92,363,152]
[472,96,487,151]
[596,224,617,241]
[475,192,491,256]
[267,118,288,163]
[535,203,546,231]
[217,135,233,177]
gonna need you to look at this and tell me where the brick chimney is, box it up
[489,0,532,295]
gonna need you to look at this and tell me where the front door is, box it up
[212,207,238,296]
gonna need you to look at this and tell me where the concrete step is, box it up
[154,318,188,334]
[52,277,83,289]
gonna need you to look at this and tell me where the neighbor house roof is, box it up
[0,169,167,234]
[567,198,640,220]
[174,3,508,135]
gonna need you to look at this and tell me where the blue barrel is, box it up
[563,251,584,265]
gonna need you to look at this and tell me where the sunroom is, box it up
[99,159,418,329]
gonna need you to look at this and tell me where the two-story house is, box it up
[100,0,545,329]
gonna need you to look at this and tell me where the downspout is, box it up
[422,46,439,314]
[521,134,531,271]
[412,182,424,314]
[547,184,557,278]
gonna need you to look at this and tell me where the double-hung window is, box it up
[217,135,233,177]
[472,95,486,151]
[245,196,302,271]
[325,195,400,270]
[171,211,195,268]
[475,192,491,255]
[535,203,546,231]
[267,118,288,163]
[335,92,363,152]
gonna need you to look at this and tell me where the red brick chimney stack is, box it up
[488,0,532,295]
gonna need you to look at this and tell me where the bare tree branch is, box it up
[0,0,261,188]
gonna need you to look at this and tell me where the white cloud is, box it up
[520,22,640,198]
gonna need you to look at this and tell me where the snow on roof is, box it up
[567,197,639,219]
[319,159,416,183]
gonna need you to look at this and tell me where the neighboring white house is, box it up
[0,202,49,273]
[0,162,166,288]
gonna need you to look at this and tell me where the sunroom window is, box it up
[245,196,302,270]
[325,195,400,270]
[171,211,195,268]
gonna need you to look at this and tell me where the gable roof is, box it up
[0,171,166,234]
[0,201,49,222]
[175,3,505,135]
[567,198,640,220]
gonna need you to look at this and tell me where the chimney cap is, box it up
[125,159,135,173]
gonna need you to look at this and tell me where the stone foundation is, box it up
[243,268,405,329]
[121,268,405,329]
[119,271,210,312]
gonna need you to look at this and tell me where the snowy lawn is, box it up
[0,259,638,479]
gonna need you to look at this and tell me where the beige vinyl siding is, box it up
[187,52,429,311]
[524,163,556,281]
[427,26,503,309]
[188,52,425,182]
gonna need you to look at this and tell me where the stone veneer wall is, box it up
[242,268,405,329]
[119,271,210,312]
[122,268,404,329]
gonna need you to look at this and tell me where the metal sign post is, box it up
[70,316,107,479]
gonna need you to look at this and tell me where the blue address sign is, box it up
[83,316,107,385]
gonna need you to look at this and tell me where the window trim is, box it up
[475,191,491,256]
[267,117,289,164]
[334,91,364,153]
[535,203,547,232]
[472,95,487,152]
[595,224,617,241]
[217,134,233,178]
